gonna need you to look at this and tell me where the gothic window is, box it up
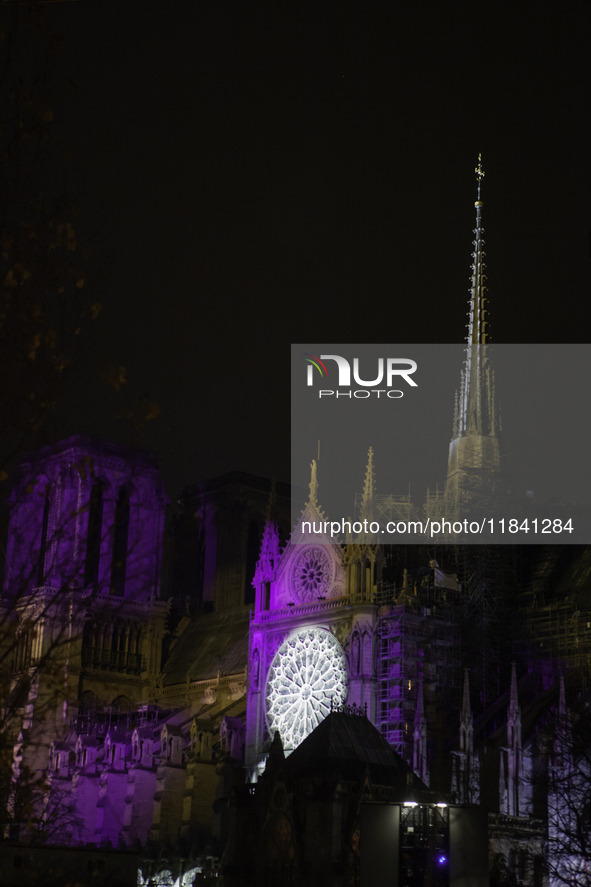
[14,628,34,672]
[110,486,130,596]
[291,547,332,603]
[265,628,348,751]
[111,695,131,714]
[37,490,51,587]
[84,480,104,587]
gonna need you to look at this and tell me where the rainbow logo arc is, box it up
[302,353,329,377]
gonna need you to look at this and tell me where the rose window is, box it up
[292,547,331,602]
[265,628,348,752]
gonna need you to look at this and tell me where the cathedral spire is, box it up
[454,154,499,440]
[253,479,281,606]
[453,668,480,804]
[503,662,523,816]
[468,153,487,347]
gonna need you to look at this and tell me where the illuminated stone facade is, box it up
[246,486,383,773]
[3,436,170,777]
[2,435,590,887]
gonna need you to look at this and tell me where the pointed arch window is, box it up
[37,490,51,587]
[84,480,104,587]
[110,486,130,596]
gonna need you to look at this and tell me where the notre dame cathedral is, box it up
[1,162,590,887]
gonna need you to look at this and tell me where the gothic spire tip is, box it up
[475,153,484,203]
[308,459,318,508]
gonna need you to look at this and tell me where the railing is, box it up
[81,646,145,675]
[256,596,351,623]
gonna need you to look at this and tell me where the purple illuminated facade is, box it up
[4,434,167,602]
[2,439,588,885]
[4,436,169,774]
[246,466,384,773]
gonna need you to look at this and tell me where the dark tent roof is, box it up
[162,606,250,686]
[281,711,429,797]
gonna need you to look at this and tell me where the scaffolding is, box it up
[354,492,422,527]
[376,581,461,765]
[453,544,521,712]
[517,590,591,690]
[425,488,457,526]
[375,543,591,761]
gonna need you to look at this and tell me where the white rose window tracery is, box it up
[265,628,348,752]
[292,547,331,602]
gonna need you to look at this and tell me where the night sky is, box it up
[42,2,590,501]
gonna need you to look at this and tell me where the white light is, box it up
[436,802,448,808]
[265,628,348,752]
[404,801,418,807]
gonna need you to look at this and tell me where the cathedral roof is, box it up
[282,711,429,796]
[162,605,250,686]
[21,434,160,470]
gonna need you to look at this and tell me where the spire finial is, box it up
[308,459,318,507]
[475,153,485,201]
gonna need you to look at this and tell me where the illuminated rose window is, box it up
[265,628,348,752]
[292,547,331,602]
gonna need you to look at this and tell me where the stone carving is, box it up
[291,547,331,603]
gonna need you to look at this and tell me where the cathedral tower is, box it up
[3,436,169,771]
